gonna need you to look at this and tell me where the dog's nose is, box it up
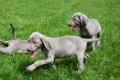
[68,23,71,26]
[68,23,72,27]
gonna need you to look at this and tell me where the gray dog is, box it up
[26,32,100,72]
[68,12,101,51]
[0,24,28,54]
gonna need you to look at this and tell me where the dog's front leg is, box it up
[51,58,56,69]
[26,57,54,72]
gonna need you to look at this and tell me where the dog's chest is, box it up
[80,28,92,38]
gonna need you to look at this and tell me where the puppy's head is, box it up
[68,12,88,31]
[27,32,51,57]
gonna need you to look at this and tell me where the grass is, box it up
[0,0,120,80]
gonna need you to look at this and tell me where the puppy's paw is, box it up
[77,69,83,73]
[52,65,56,70]
[92,48,96,52]
[26,64,36,72]
[97,41,101,47]
[84,53,89,63]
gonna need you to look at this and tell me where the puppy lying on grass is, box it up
[26,32,100,72]
[0,24,28,54]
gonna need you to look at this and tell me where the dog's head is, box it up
[27,32,51,57]
[68,12,88,31]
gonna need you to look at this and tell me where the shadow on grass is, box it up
[56,57,77,69]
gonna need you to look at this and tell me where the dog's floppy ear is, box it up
[77,15,82,22]
[78,14,88,24]
[77,14,87,26]
[77,15,82,25]
[40,38,51,50]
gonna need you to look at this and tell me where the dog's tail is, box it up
[10,23,17,40]
[83,38,100,43]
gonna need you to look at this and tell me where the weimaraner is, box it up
[26,32,100,72]
[68,12,101,51]
[0,24,28,54]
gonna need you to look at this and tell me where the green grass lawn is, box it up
[0,0,120,80]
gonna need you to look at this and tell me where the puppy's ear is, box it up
[77,15,82,22]
[40,38,51,50]
[78,14,88,24]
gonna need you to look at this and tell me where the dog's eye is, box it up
[28,40,30,43]
[33,41,36,44]
[72,18,76,21]
[72,18,75,20]
[35,46,40,48]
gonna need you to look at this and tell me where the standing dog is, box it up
[0,24,28,54]
[68,12,101,51]
[26,32,100,72]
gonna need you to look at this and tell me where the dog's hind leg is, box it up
[97,32,101,47]
[83,53,89,63]
[92,36,96,51]
[76,51,84,73]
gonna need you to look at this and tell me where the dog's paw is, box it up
[0,39,2,42]
[77,69,83,73]
[26,64,36,72]
[84,53,89,63]
[97,41,101,47]
[52,65,56,70]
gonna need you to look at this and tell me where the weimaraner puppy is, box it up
[0,24,28,54]
[68,12,101,51]
[26,32,100,72]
